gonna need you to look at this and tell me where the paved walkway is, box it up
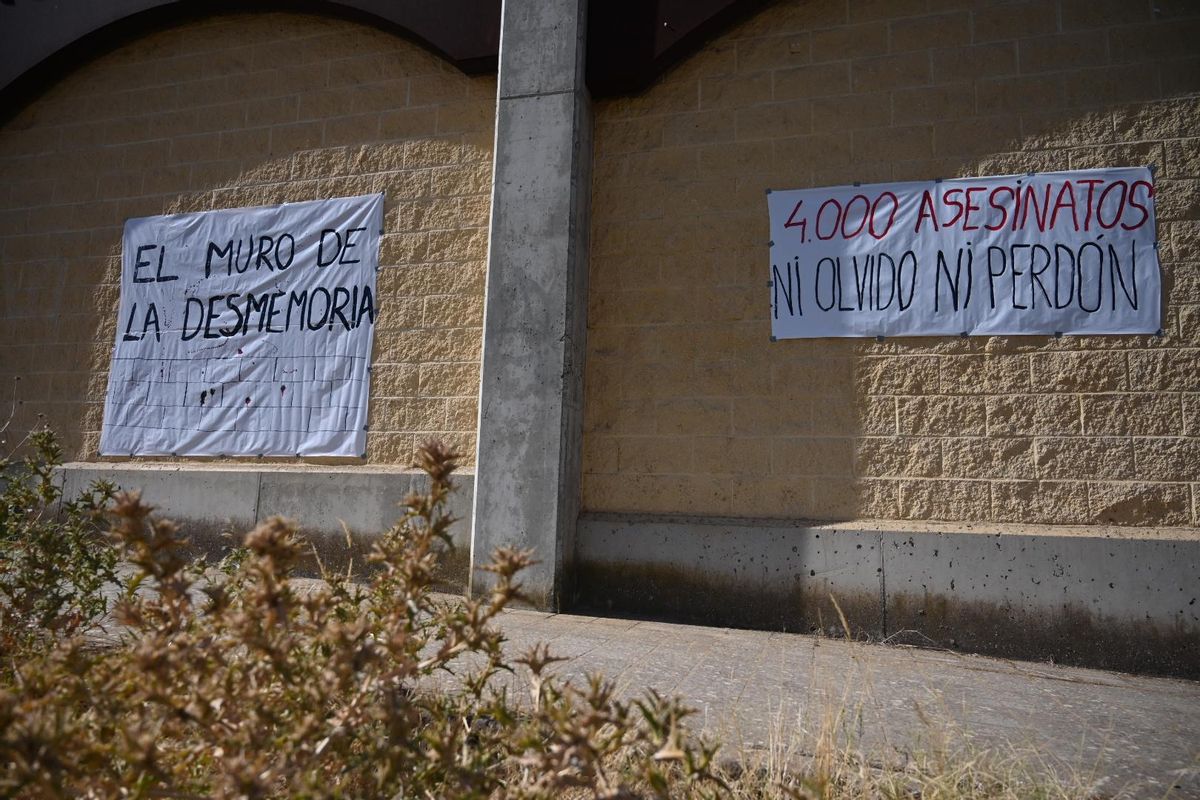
[476,603,1200,799]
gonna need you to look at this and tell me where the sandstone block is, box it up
[939,353,1030,394]
[1110,19,1200,63]
[771,356,854,395]
[774,62,851,101]
[977,75,1065,115]
[892,83,974,126]
[1167,220,1200,262]
[810,92,892,132]
[654,397,732,437]
[371,364,419,397]
[1157,179,1200,222]
[1069,141,1165,173]
[1019,109,1114,150]
[1063,63,1159,108]
[1127,349,1199,392]
[366,432,414,464]
[1061,0,1152,29]
[854,435,941,478]
[941,436,1035,480]
[732,396,811,436]
[436,101,492,136]
[856,355,940,395]
[324,113,381,147]
[1019,31,1109,74]
[848,0,925,24]
[898,478,992,522]
[890,12,970,52]
[771,436,853,476]
[624,148,702,183]
[617,436,694,474]
[1082,394,1184,436]
[1183,394,1200,436]
[735,33,810,74]
[1160,56,1200,98]
[1114,96,1200,141]
[417,362,479,397]
[737,102,813,140]
[1035,436,1136,480]
[692,359,771,397]
[700,73,772,110]
[810,22,888,62]
[422,294,484,328]
[930,41,1017,81]
[851,52,930,93]
[990,479,1091,524]
[376,328,481,364]
[851,390,894,436]
[369,398,407,431]
[1030,351,1128,393]
[404,397,446,431]
[691,435,768,475]
[1088,481,1191,526]
[581,435,619,474]
[852,477,900,519]
[1165,138,1200,179]
[897,396,986,436]
[698,140,772,176]
[986,394,1081,437]
[374,297,422,331]
[853,124,933,162]
[443,397,478,431]
[973,1,1058,43]
[1132,437,1200,482]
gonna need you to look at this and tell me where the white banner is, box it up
[767,167,1160,338]
[100,194,384,457]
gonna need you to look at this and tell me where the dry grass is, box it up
[0,431,1119,799]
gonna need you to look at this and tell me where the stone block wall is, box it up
[582,0,1200,526]
[0,11,493,465]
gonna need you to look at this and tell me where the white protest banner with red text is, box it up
[100,194,383,457]
[767,167,1160,338]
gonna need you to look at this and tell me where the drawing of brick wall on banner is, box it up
[100,194,383,457]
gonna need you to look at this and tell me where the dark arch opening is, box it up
[0,0,501,125]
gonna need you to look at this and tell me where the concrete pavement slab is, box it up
[477,603,1200,799]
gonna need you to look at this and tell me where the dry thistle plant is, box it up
[0,435,724,799]
[0,429,118,654]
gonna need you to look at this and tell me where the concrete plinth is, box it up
[573,512,1200,678]
[59,463,475,585]
[470,0,591,607]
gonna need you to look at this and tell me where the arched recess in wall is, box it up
[0,0,501,114]
[0,2,495,466]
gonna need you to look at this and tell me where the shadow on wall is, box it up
[581,0,1200,529]
[0,9,495,468]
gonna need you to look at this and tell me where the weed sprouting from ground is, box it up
[0,435,724,799]
[0,432,1104,799]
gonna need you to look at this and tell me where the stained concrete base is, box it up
[572,513,1200,679]
[53,466,1200,677]
[59,463,476,585]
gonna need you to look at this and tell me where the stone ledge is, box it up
[58,463,477,587]
[581,510,1200,541]
[571,512,1200,679]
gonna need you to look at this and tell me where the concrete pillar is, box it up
[469,0,591,608]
